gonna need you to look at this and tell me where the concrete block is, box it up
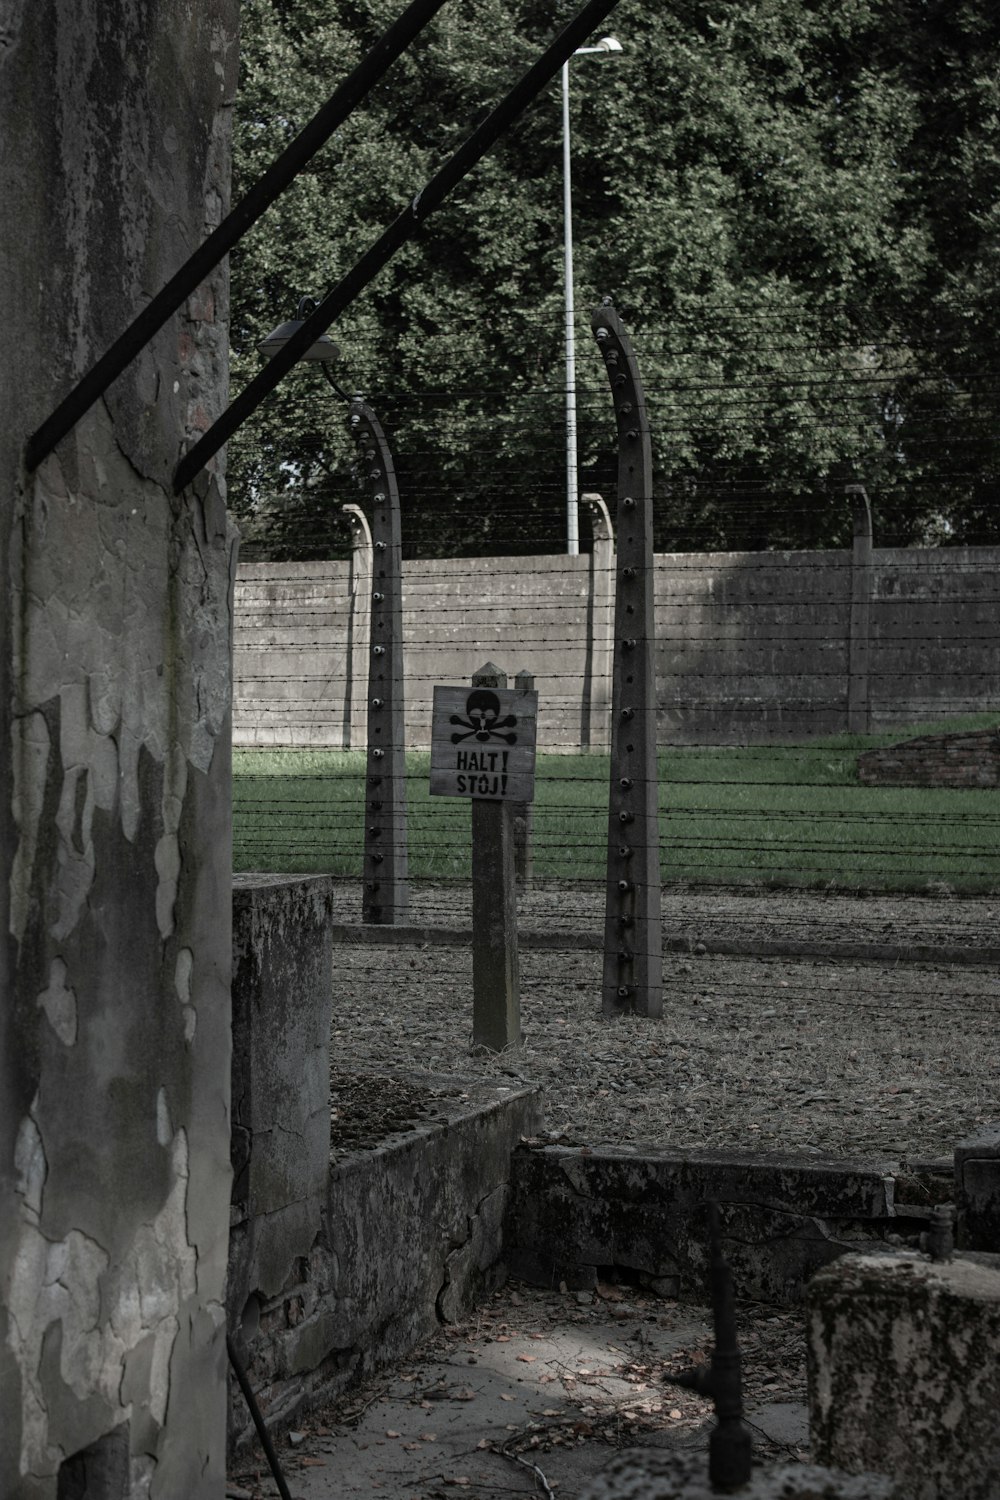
[955,1124,1000,1252]
[228,1078,543,1450]
[506,1146,899,1303]
[229,874,335,1350]
[578,1451,897,1498]
[230,875,334,1219]
[807,1250,1000,1498]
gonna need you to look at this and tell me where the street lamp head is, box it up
[573,34,624,56]
[258,296,339,363]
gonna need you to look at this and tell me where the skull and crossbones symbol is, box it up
[450,690,518,745]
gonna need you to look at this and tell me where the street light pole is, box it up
[562,57,579,557]
[562,35,622,557]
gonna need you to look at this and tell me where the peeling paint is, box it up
[35,957,77,1045]
[14,1109,47,1223]
[7,1129,198,1477]
[174,946,197,1042]
[3,4,238,1491]
[11,427,234,951]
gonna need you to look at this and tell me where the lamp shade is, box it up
[258,298,339,363]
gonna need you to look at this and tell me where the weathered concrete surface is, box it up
[506,1146,903,1304]
[0,5,239,1497]
[807,1251,1000,1498]
[955,1124,1000,1252]
[228,877,335,1337]
[577,1451,898,1499]
[228,1079,543,1450]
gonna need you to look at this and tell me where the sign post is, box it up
[430,662,538,1051]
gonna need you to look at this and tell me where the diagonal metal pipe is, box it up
[24,0,450,472]
[172,0,620,494]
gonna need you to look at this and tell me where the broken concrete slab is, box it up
[228,1077,542,1452]
[807,1249,1000,1498]
[506,1145,903,1304]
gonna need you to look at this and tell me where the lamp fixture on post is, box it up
[258,296,344,394]
[562,34,622,557]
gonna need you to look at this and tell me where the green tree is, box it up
[227,0,1000,558]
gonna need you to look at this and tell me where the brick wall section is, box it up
[857,726,1000,787]
[233,544,1000,750]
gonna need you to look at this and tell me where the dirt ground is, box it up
[328,884,998,1164]
[230,884,995,1498]
[227,1280,808,1500]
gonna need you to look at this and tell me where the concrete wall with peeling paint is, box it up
[0,5,239,1496]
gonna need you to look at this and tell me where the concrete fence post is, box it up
[470,661,521,1052]
[341,502,373,750]
[581,492,614,753]
[846,484,873,735]
[512,668,535,887]
[592,300,663,1020]
[348,397,408,924]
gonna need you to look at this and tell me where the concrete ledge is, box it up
[229,1077,543,1450]
[328,921,1000,968]
[505,1145,922,1304]
[579,1451,898,1499]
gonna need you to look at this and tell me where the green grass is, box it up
[233,715,1000,893]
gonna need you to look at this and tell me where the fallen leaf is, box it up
[669,1409,682,1419]
[516,1355,537,1364]
[385,1430,400,1439]
[300,1457,326,1467]
[419,1433,437,1442]
[500,1393,515,1402]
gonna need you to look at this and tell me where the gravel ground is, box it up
[329,885,998,1164]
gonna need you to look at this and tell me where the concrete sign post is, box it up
[431,663,538,1051]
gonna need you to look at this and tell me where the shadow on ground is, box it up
[227,1281,808,1499]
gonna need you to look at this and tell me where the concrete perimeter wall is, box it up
[234,541,1000,749]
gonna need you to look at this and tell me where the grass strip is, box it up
[233,716,999,893]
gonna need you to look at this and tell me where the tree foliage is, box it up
[228,0,1000,558]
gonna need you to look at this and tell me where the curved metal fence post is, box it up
[592,299,662,1019]
[348,398,409,924]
